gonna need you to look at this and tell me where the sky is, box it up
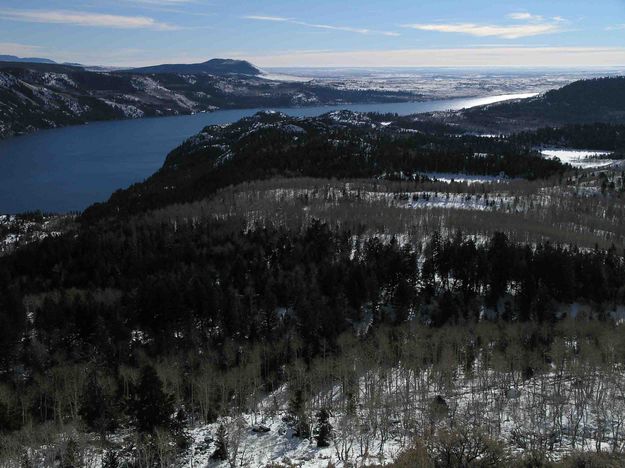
[1,0,625,68]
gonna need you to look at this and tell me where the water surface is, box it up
[0,93,535,213]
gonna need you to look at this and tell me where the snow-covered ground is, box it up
[175,350,625,467]
[263,68,625,98]
[540,149,616,169]
[259,72,312,83]
[0,214,73,255]
[183,409,400,468]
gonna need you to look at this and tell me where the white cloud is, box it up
[241,47,625,68]
[508,12,543,21]
[403,22,562,39]
[243,15,291,22]
[0,9,178,30]
[244,15,399,36]
[606,24,625,31]
[403,13,566,39]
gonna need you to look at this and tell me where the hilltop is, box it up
[126,58,262,76]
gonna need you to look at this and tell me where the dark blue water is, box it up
[0,94,534,213]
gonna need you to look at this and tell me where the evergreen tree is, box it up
[79,370,116,439]
[130,365,174,433]
[295,412,311,439]
[212,424,228,461]
[315,408,332,447]
[288,388,311,438]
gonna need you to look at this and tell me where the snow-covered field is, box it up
[540,149,616,169]
[263,68,625,98]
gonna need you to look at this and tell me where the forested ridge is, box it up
[437,76,625,132]
[3,219,624,362]
[3,102,625,466]
[83,111,566,221]
[512,123,625,153]
[2,214,625,465]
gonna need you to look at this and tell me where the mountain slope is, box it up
[125,58,262,76]
[0,62,418,139]
[438,76,625,132]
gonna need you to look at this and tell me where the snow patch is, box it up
[541,149,616,169]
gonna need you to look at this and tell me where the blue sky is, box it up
[1,0,625,67]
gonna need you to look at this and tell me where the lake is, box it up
[0,93,535,213]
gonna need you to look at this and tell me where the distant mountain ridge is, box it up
[126,58,262,76]
[0,55,57,64]
[0,55,263,75]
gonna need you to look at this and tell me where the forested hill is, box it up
[125,58,262,76]
[82,110,566,221]
[0,61,418,139]
[439,76,625,132]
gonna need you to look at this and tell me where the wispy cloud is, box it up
[295,21,400,36]
[243,15,291,22]
[403,13,566,39]
[244,15,399,36]
[509,12,567,23]
[130,0,195,3]
[606,24,625,31]
[0,9,179,30]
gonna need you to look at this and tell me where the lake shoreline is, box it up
[0,91,537,142]
[0,92,537,214]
